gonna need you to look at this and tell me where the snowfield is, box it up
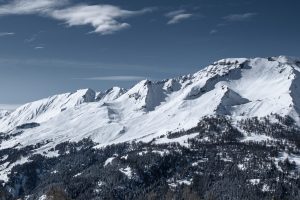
[0,56,300,156]
[0,109,10,120]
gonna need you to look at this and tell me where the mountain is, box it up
[1,56,300,199]
[0,109,10,120]
[0,89,96,129]
[1,56,300,151]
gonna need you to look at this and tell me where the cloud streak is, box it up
[0,0,152,35]
[0,32,15,37]
[0,0,68,15]
[34,46,44,49]
[210,12,257,34]
[78,76,146,81]
[223,13,257,22]
[166,9,193,25]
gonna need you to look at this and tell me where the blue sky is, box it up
[0,0,299,107]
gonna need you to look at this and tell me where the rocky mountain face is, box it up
[1,56,300,199]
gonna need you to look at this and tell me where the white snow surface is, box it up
[0,109,10,119]
[0,156,29,182]
[119,166,132,178]
[104,156,116,167]
[0,88,96,130]
[249,179,260,185]
[0,56,300,155]
[38,195,47,200]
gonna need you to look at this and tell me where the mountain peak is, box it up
[96,87,127,102]
[269,55,300,64]
[74,88,96,104]
[0,88,96,131]
[1,56,300,154]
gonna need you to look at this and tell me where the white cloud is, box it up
[165,10,193,25]
[34,46,44,49]
[165,9,185,18]
[0,32,15,36]
[223,13,257,22]
[79,76,146,81]
[51,5,152,35]
[0,0,68,15]
[0,0,152,34]
[168,14,193,25]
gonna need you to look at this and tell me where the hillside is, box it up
[1,56,300,151]
[1,56,300,199]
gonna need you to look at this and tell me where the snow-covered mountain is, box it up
[2,56,300,199]
[0,109,10,120]
[1,56,300,154]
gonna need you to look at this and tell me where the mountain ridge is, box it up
[0,56,300,154]
[2,56,300,199]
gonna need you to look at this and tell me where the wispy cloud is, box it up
[0,0,68,15]
[51,5,153,35]
[0,0,153,35]
[0,57,166,73]
[0,32,15,37]
[78,76,146,81]
[210,12,257,34]
[223,13,257,22]
[210,29,217,34]
[165,10,185,18]
[25,31,44,43]
[25,34,37,43]
[34,46,44,49]
[165,9,193,25]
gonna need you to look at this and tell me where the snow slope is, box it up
[0,89,96,130]
[0,109,10,120]
[0,56,300,154]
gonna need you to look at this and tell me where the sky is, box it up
[0,0,299,107]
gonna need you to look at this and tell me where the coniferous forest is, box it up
[0,115,300,199]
